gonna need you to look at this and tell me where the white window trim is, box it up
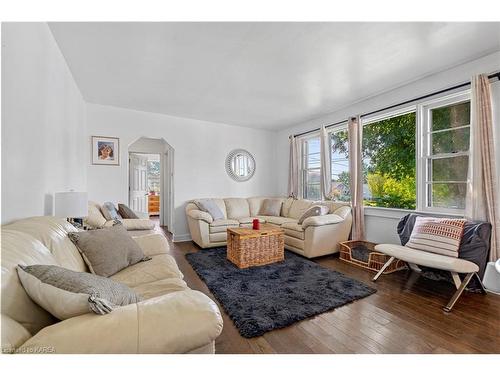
[417,90,471,215]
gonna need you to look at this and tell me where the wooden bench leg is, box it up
[372,256,395,282]
[474,273,488,294]
[443,272,475,312]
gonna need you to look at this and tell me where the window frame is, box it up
[417,90,471,215]
[300,134,321,200]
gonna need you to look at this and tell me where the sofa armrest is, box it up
[18,290,223,354]
[302,213,344,228]
[186,209,213,224]
[132,233,169,257]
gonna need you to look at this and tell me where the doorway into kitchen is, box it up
[128,137,173,232]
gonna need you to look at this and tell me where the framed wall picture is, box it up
[91,136,120,166]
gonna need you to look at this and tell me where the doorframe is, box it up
[127,138,174,233]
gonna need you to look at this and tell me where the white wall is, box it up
[275,51,500,244]
[1,23,87,224]
[86,103,278,240]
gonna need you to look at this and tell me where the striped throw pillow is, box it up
[405,217,466,257]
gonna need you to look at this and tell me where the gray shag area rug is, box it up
[186,247,376,338]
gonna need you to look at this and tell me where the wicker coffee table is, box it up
[227,224,285,269]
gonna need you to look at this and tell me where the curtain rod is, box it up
[291,71,500,139]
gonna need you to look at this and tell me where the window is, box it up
[298,91,471,213]
[330,128,351,202]
[362,111,417,209]
[420,94,470,212]
[301,136,321,200]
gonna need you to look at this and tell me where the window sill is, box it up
[364,206,464,219]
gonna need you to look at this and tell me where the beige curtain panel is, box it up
[348,116,365,241]
[288,135,299,198]
[466,74,500,262]
[320,126,332,200]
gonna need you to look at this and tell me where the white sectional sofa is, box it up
[1,216,223,354]
[186,197,352,258]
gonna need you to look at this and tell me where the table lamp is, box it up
[54,191,88,227]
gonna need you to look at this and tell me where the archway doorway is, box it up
[128,137,174,232]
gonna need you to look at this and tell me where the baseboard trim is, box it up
[173,233,192,242]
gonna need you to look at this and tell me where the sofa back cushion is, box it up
[4,217,87,272]
[281,197,295,217]
[87,202,107,228]
[287,199,315,220]
[259,198,284,216]
[224,198,250,219]
[316,201,351,215]
[192,199,225,220]
[1,229,58,336]
[247,197,266,217]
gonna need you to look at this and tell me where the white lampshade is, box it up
[54,192,88,218]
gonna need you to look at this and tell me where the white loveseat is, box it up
[1,216,223,354]
[186,197,352,258]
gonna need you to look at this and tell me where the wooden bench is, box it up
[372,244,487,312]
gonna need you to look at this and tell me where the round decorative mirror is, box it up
[225,149,256,182]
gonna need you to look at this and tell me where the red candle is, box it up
[252,219,260,230]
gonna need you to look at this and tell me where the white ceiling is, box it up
[49,22,500,130]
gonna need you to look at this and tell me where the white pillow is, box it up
[297,205,329,224]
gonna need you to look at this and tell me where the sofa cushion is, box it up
[297,205,329,224]
[118,203,139,219]
[101,202,123,221]
[257,216,297,226]
[281,197,295,217]
[104,219,155,231]
[209,219,240,227]
[209,220,240,233]
[131,278,189,300]
[405,217,466,258]
[17,264,142,319]
[288,199,314,220]
[110,253,184,287]
[224,198,250,219]
[281,222,305,240]
[192,199,225,221]
[87,202,107,228]
[237,217,266,225]
[259,199,283,216]
[69,225,150,277]
[247,197,266,217]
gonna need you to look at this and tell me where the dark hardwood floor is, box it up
[158,226,500,354]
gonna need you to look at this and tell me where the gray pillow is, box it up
[118,203,139,219]
[17,264,142,319]
[297,205,329,224]
[68,225,150,277]
[101,202,122,221]
[192,199,224,220]
[259,199,283,216]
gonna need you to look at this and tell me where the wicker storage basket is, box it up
[227,225,284,269]
[339,240,406,274]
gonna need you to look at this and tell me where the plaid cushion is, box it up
[405,217,466,257]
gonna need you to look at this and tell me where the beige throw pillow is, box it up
[297,205,329,224]
[259,199,283,216]
[68,225,150,277]
[405,217,466,257]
